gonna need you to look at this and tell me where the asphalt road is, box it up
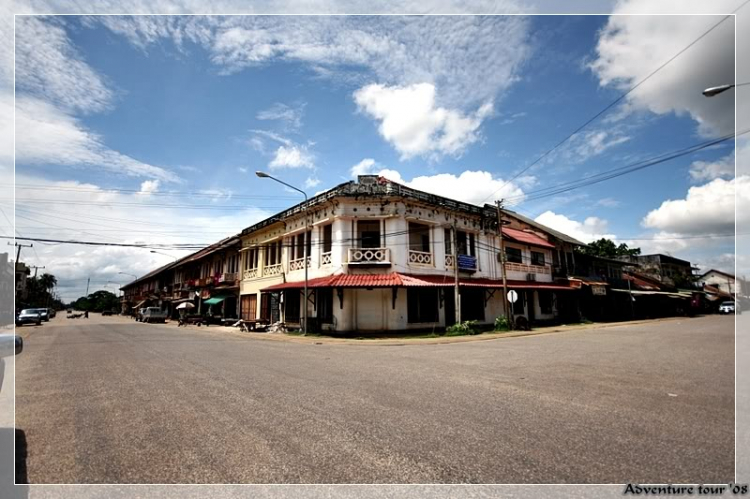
[15,314,734,484]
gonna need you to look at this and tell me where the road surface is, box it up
[15,314,734,484]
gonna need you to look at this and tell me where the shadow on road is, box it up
[0,428,29,498]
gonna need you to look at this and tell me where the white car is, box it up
[718,301,739,314]
[141,307,168,323]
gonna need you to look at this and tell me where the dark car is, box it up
[16,309,42,326]
[101,310,114,316]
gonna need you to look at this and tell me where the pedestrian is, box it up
[84,310,89,319]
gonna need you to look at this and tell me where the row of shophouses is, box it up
[120,175,729,334]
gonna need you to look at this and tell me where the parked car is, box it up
[141,307,168,324]
[47,308,56,318]
[718,301,737,314]
[16,309,42,326]
[31,308,50,322]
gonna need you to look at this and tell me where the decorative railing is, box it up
[408,250,433,266]
[445,255,454,267]
[505,262,551,274]
[289,256,311,271]
[321,252,332,266]
[348,247,390,265]
[263,263,283,277]
[219,272,237,283]
[243,268,258,280]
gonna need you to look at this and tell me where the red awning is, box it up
[261,273,578,291]
[502,227,556,249]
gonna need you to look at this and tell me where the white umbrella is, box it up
[176,302,195,310]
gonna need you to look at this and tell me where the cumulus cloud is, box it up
[378,169,526,206]
[689,150,735,182]
[354,83,493,160]
[138,180,160,194]
[590,1,738,137]
[15,96,180,182]
[350,158,377,177]
[642,176,746,235]
[13,174,271,301]
[534,211,615,244]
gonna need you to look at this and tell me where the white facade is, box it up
[238,178,569,333]
[699,270,737,295]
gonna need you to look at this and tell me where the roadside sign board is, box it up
[507,290,518,303]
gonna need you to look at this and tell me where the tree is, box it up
[72,290,119,312]
[579,238,641,258]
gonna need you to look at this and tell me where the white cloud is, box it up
[138,180,160,194]
[13,173,271,301]
[303,176,321,189]
[269,144,314,169]
[354,83,492,160]
[590,1,739,137]
[237,166,248,173]
[16,16,113,113]
[350,158,377,177]
[534,211,615,244]
[378,169,525,206]
[15,96,180,182]
[642,175,746,235]
[689,151,735,181]
[595,197,620,208]
[256,102,305,130]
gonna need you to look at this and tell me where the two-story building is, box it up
[237,175,578,334]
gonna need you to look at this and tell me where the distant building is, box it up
[698,269,741,296]
[15,260,30,301]
[615,254,693,287]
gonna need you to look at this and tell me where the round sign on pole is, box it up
[507,290,518,303]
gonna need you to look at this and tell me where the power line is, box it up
[481,5,745,204]
[506,129,746,206]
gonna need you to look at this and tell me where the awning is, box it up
[172,298,193,304]
[132,299,147,309]
[203,297,226,305]
[611,289,688,298]
[502,227,556,249]
[261,273,579,292]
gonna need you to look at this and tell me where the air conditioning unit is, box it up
[526,273,536,282]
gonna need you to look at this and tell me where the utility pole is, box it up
[30,265,45,278]
[12,242,32,263]
[627,272,634,319]
[452,222,461,325]
[85,277,90,297]
[495,200,512,330]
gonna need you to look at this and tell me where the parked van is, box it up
[141,307,168,323]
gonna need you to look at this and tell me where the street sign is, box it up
[507,290,518,303]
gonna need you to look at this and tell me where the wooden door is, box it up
[241,294,257,320]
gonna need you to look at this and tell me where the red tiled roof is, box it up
[502,227,555,249]
[261,273,578,291]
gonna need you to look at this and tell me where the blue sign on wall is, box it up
[457,254,477,271]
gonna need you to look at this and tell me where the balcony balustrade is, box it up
[289,256,311,271]
[321,252,332,266]
[505,262,551,274]
[262,263,283,277]
[408,250,433,266]
[348,247,390,265]
[219,272,238,283]
[243,268,258,280]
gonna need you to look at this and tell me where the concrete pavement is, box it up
[14,314,735,483]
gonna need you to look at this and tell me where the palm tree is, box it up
[38,273,57,307]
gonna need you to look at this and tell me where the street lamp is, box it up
[702,82,750,97]
[150,250,178,261]
[118,271,137,280]
[256,170,309,335]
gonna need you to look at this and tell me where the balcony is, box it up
[289,256,311,271]
[263,263,283,277]
[218,272,238,283]
[408,250,433,267]
[348,247,390,266]
[321,252,332,266]
[505,262,551,275]
[445,254,477,272]
[243,268,258,280]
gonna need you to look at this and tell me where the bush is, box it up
[494,316,510,331]
[445,320,481,336]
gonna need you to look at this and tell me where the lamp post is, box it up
[256,171,309,335]
[702,82,750,97]
[150,250,178,261]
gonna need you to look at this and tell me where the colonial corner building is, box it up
[120,175,707,333]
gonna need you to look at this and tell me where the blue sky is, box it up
[8,11,744,300]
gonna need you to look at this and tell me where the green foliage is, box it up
[494,316,510,331]
[71,290,119,312]
[578,238,641,258]
[445,320,481,336]
[20,273,64,310]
